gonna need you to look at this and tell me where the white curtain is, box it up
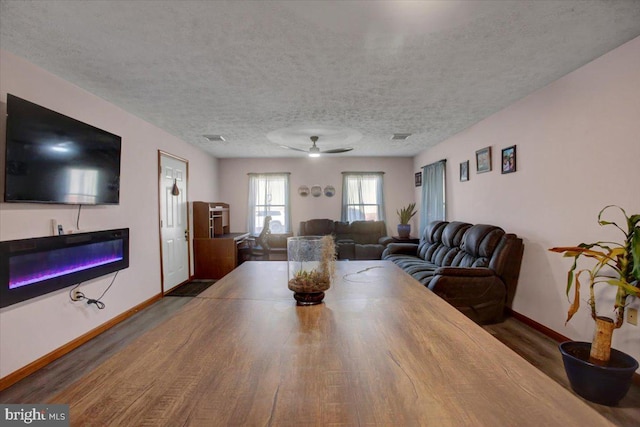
[341,172,385,222]
[420,160,446,235]
[247,173,291,235]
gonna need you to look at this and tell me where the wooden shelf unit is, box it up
[193,202,230,238]
[192,202,248,279]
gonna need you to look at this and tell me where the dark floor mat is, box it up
[165,280,217,297]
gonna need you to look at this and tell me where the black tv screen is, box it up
[4,94,121,205]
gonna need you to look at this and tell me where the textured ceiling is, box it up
[1,1,640,158]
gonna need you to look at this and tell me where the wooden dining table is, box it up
[51,261,613,426]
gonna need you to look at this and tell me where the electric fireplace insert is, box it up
[0,228,129,308]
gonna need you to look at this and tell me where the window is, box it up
[341,172,385,222]
[420,160,446,235]
[247,173,291,235]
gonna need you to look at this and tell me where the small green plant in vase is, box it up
[549,205,639,405]
[397,203,417,239]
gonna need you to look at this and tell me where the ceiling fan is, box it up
[280,136,353,157]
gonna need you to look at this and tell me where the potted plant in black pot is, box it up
[549,205,639,406]
[397,203,417,239]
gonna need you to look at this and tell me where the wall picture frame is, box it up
[476,147,492,173]
[298,185,310,197]
[310,185,322,197]
[460,160,469,182]
[415,171,422,187]
[323,185,336,197]
[501,145,517,174]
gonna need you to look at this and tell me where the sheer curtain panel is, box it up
[341,172,385,222]
[420,160,446,235]
[247,173,291,235]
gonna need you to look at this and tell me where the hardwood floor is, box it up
[484,318,640,426]
[1,295,638,425]
[0,296,192,404]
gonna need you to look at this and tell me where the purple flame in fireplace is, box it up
[9,240,124,289]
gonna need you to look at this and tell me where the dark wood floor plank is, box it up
[0,296,192,403]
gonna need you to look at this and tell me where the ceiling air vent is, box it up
[391,133,412,140]
[203,135,225,142]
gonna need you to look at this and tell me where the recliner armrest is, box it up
[382,242,419,256]
[378,236,393,246]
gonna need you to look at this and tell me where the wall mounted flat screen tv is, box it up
[4,94,122,205]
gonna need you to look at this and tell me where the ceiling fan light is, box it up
[309,145,320,157]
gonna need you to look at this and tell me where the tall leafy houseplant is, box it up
[549,205,640,365]
[396,203,417,239]
[397,203,417,225]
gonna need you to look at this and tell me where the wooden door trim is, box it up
[157,150,191,294]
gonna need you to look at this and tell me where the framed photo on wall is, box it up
[476,147,492,173]
[460,160,469,182]
[415,171,422,187]
[501,145,517,174]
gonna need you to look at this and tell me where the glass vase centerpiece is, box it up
[287,235,336,305]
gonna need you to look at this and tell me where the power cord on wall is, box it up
[69,270,119,309]
[76,204,82,231]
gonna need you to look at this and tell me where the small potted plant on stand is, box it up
[549,205,639,406]
[397,203,417,239]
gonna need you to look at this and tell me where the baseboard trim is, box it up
[506,308,640,386]
[507,308,571,343]
[0,293,163,392]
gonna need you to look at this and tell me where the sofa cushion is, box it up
[348,220,386,244]
[336,240,355,260]
[300,219,391,260]
[303,219,335,236]
[441,221,470,248]
[417,220,447,261]
[429,222,471,267]
[334,221,351,235]
[355,244,386,260]
[456,224,505,267]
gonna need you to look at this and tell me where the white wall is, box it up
[219,157,416,236]
[0,50,220,378]
[414,37,640,366]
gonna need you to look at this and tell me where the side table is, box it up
[391,236,420,244]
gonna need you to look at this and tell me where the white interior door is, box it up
[159,153,189,292]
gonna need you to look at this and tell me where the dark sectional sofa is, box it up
[299,219,392,260]
[382,220,524,324]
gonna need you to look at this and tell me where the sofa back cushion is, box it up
[418,221,510,269]
[418,221,472,266]
[301,219,389,247]
[417,220,447,261]
[432,222,472,266]
[348,220,386,244]
[454,224,505,267]
[300,219,335,236]
[334,221,352,241]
